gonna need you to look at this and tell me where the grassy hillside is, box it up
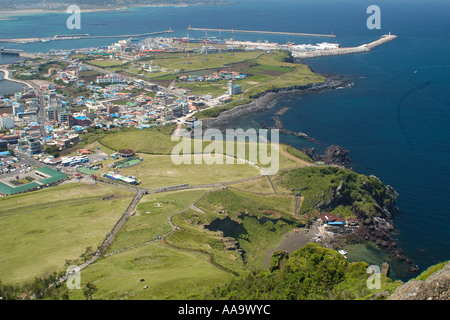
[106,189,210,253]
[168,188,304,272]
[0,183,135,284]
[273,166,398,220]
[0,126,402,300]
[67,241,234,300]
[208,243,399,300]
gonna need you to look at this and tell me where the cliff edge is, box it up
[388,261,450,300]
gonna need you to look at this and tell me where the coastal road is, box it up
[0,68,47,136]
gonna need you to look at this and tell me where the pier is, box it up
[0,29,174,44]
[291,34,397,59]
[0,48,23,56]
[188,27,336,38]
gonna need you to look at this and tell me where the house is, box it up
[96,74,124,84]
[346,217,359,227]
[319,213,345,226]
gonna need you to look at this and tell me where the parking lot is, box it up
[0,155,34,179]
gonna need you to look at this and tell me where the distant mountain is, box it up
[0,0,231,10]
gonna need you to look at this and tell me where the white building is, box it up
[96,73,125,84]
[0,114,14,130]
[316,42,340,50]
[228,80,242,95]
[12,103,25,117]
[79,65,91,72]
[85,100,103,112]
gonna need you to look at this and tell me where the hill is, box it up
[0,127,417,300]
[208,243,399,300]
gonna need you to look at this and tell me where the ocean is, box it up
[0,55,26,96]
[1,0,449,280]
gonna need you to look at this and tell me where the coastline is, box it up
[0,1,232,17]
[202,74,353,131]
[0,69,28,96]
[200,70,417,276]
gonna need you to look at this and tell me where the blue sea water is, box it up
[0,55,26,95]
[1,0,449,280]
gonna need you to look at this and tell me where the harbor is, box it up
[187,27,336,38]
[291,33,397,58]
[0,48,23,56]
[0,29,174,44]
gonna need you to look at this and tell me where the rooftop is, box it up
[0,167,68,196]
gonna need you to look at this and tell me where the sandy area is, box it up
[0,3,195,18]
[0,8,126,18]
[264,222,321,269]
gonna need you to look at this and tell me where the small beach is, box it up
[265,222,322,269]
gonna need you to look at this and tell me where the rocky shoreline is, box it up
[301,145,351,167]
[202,74,353,131]
[202,72,417,274]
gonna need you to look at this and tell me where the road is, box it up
[0,68,47,136]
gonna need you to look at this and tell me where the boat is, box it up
[338,250,348,258]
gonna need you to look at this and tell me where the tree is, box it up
[0,279,21,300]
[44,145,61,158]
[82,281,98,300]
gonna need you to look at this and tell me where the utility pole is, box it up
[186,26,190,64]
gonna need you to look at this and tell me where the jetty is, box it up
[0,48,23,56]
[188,27,336,38]
[291,34,397,59]
[0,29,174,44]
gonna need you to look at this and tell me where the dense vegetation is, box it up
[208,243,397,300]
[275,166,398,219]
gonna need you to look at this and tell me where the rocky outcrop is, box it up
[388,262,450,300]
[260,116,319,144]
[302,145,351,167]
[203,76,351,130]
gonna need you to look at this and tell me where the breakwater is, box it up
[0,29,174,44]
[291,34,397,59]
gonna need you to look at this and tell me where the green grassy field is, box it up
[96,154,261,190]
[107,189,211,253]
[68,241,234,300]
[97,126,309,164]
[178,51,324,99]
[0,125,316,296]
[88,59,127,68]
[168,188,303,271]
[93,127,311,189]
[98,127,178,155]
[150,51,264,74]
[0,183,135,285]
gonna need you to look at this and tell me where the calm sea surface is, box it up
[0,55,26,95]
[1,0,449,280]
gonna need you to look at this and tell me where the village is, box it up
[0,36,260,165]
[0,32,345,196]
